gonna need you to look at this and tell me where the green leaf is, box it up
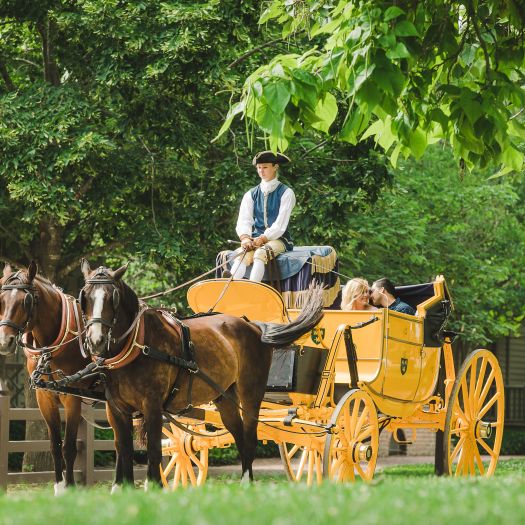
[263,81,291,115]
[500,145,524,171]
[386,42,410,59]
[409,128,428,158]
[384,6,406,21]
[311,92,338,133]
[212,100,245,142]
[394,20,419,37]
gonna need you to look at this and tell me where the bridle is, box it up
[0,271,38,340]
[79,267,121,353]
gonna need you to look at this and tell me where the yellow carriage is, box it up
[160,275,504,488]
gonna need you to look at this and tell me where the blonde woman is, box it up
[341,278,378,311]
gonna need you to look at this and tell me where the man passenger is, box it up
[369,278,416,315]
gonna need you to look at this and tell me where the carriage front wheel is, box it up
[323,389,379,482]
[443,349,504,476]
[279,441,323,486]
[160,422,209,488]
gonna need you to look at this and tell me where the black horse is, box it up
[79,259,323,488]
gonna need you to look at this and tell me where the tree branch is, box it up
[0,60,15,91]
[57,240,125,280]
[467,1,491,81]
[228,32,304,68]
[13,57,41,69]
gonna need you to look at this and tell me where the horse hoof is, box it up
[110,484,122,494]
[240,471,251,484]
[54,480,67,496]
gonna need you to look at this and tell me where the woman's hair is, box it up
[341,278,369,311]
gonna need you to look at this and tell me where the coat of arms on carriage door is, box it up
[400,357,408,375]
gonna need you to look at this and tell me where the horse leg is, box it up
[214,385,246,475]
[106,404,134,490]
[236,347,272,482]
[142,406,163,488]
[36,390,65,494]
[61,395,82,487]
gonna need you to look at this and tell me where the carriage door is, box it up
[381,311,424,401]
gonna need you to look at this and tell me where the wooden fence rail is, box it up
[0,380,146,489]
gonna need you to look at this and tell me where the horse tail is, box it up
[254,284,324,347]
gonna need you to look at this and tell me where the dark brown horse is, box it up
[0,262,90,494]
[79,259,324,488]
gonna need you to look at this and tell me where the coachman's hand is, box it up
[253,236,268,248]
[241,237,254,250]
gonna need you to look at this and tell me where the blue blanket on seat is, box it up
[216,246,341,308]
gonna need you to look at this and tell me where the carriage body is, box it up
[187,277,447,419]
[161,274,504,487]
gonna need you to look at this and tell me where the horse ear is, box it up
[27,260,37,282]
[3,263,12,277]
[80,258,91,279]
[113,262,129,281]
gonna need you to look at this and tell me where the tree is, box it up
[217,1,525,174]
[340,143,525,347]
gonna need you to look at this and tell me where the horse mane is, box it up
[121,279,140,316]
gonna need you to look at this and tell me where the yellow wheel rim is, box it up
[323,389,379,483]
[444,349,504,477]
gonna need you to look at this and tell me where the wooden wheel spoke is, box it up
[286,444,300,460]
[477,369,495,412]
[315,451,322,483]
[349,399,360,434]
[473,445,485,475]
[449,435,466,463]
[474,358,488,404]
[478,392,500,419]
[477,436,496,458]
[355,461,369,481]
[355,426,372,442]
[163,452,179,477]
[296,448,308,480]
[468,361,477,417]
[460,376,471,418]
[354,407,369,436]
[455,403,469,425]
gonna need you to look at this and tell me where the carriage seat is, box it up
[395,278,452,346]
[217,246,340,309]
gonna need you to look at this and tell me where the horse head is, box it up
[0,261,38,355]
[80,258,132,357]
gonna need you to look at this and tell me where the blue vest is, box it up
[250,183,293,251]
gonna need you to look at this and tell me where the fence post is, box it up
[0,380,11,490]
[78,403,95,485]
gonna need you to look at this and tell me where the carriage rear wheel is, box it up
[443,349,504,476]
[160,422,209,489]
[323,389,379,482]
[279,442,323,486]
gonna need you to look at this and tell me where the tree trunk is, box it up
[22,218,64,472]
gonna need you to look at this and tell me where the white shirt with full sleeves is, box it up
[236,178,296,241]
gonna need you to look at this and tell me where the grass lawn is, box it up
[0,459,524,525]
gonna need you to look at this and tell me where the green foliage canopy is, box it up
[218,1,525,175]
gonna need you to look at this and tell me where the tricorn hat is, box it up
[252,151,291,166]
